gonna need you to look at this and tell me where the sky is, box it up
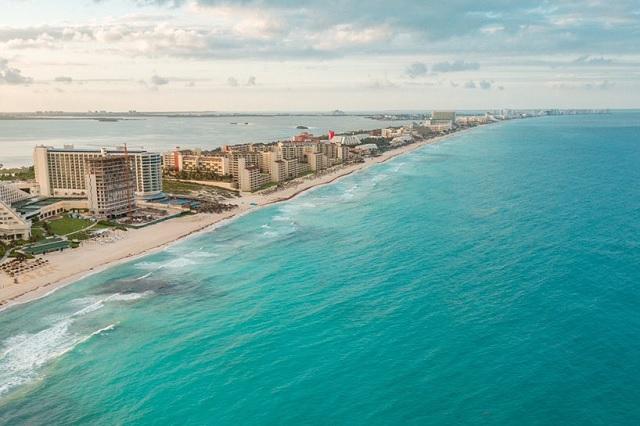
[0,0,639,112]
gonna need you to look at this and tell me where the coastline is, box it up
[0,129,470,311]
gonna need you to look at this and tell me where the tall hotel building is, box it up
[85,152,136,218]
[33,145,163,200]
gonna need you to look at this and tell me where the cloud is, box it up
[3,0,639,61]
[584,80,615,90]
[478,80,492,90]
[405,62,428,79]
[150,74,169,85]
[461,79,495,90]
[0,58,33,85]
[54,76,73,83]
[572,55,614,66]
[545,80,615,90]
[432,60,480,73]
[366,77,398,90]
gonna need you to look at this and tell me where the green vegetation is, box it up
[0,166,35,181]
[68,231,93,241]
[162,179,205,195]
[256,181,277,191]
[48,215,93,236]
[163,178,238,196]
[169,170,232,182]
[97,220,128,231]
[30,226,47,242]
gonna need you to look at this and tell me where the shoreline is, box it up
[0,128,473,312]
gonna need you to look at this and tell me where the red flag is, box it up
[328,130,335,140]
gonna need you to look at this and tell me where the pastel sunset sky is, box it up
[1,0,638,111]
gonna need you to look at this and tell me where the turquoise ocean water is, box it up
[1,113,639,424]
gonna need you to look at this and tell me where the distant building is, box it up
[390,135,413,147]
[85,152,136,218]
[353,144,379,155]
[34,145,163,200]
[381,128,403,138]
[427,111,456,131]
[332,135,361,146]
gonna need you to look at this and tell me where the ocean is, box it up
[1,112,639,424]
[0,115,412,168]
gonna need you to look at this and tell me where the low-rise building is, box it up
[353,144,379,155]
[332,135,361,146]
[0,182,32,240]
[390,135,414,147]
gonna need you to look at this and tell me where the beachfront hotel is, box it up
[85,151,137,218]
[0,182,32,241]
[427,111,457,132]
[164,138,351,192]
[162,148,231,176]
[33,145,163,200]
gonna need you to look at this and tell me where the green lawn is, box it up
[30,226,47,241]
[47,215,93,236]
[163,178,238,196]
[163,179,206,194]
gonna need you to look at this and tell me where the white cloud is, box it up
[432,60,480,73]
[405,62,428,78]
[0,58,33,85]
[151,74,169,85]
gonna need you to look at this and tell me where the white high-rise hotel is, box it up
[33,145,163,200]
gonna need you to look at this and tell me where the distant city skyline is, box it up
[1,0,639,111]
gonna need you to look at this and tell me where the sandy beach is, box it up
[0,131,461,310]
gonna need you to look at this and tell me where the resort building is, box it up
[332,135,361,146]
[163,148,230,176]
[0,182,32,241]
[14,198,88,221]
[381,128,404,138]
[34,145,163,200]
[237,158,270,192]
[390,135,414,147]
[85,152,136,218]
[427,111,456,131]
[353,144,379,155]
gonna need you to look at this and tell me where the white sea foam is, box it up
[0,291,148,397]
[135,257,196,271]
[185,250,219,259]
[0,319,114,397]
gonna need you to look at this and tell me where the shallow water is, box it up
[1,113,639,424]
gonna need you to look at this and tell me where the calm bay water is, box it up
[1,113,639,424]
[0,115,410,168]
